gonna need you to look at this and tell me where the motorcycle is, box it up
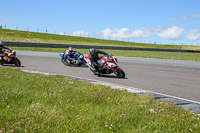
[0,48,21,67]
[84,54,125,78]
[59,51,86,66]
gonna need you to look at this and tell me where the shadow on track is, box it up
[0,64,25,67]
[97,74,128,79]
[68,65,88,68]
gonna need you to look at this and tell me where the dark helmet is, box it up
[90,48,96,56]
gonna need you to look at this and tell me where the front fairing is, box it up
[59,52,65,58]
[78,54,84,60]
[71,53,84,60]
[106,62,117,68]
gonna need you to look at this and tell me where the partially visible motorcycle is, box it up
[84,54,125,78]
[59,51,86,66]
[0,48,21,67]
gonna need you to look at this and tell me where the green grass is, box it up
[11,46,200,61]
[1,29,200,50]
[1,29,200,61]
[1,68,200,132]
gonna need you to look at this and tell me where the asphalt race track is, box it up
[3,51,200,103]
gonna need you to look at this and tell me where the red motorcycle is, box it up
[84,55,125,78]
[0,48,21,67]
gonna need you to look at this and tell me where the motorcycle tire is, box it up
[88,65,99,75]
[81,60,87,67]
[115,68,125,78]
[89,68,98,75]
[14,58,21,67]
[61,58,69,66]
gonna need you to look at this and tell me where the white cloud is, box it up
[170,12,200,22]
[72,26,185,40]
[95,26,184,40]
[156,26,184,40]
[187,28,200,40]
[58,32,65,35]
[101,28,148,38]
[138,26,184,40]
[72,30,89,37]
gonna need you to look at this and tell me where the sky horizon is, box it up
[1,0,200,46]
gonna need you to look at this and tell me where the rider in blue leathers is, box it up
[65,47,81,64]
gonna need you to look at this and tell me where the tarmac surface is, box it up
[14,51,200,104]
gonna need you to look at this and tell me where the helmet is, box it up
[68,47,73,52]
[90,48,96,56]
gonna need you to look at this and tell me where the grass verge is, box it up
[0,68,200,132]
[11,46,200,61]
[1,29,200,50]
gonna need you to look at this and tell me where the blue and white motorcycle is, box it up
[59,51,86,66]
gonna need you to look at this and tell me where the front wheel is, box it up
[114,68,125,78]
[88,64,99,75]
[81,59,88,67]
[61,58,69,66]
[14,58,21,67]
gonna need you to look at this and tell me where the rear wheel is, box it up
[115,68,125,78]
[14,58,21,67]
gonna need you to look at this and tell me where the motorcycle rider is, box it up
[0,41,9,65]
[89,48,108,73]
[65,47,77,64]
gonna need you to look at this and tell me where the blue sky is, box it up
[1,0,200,45]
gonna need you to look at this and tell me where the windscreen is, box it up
[106,55,114,62]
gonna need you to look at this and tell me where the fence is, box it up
[1,24,200,46]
